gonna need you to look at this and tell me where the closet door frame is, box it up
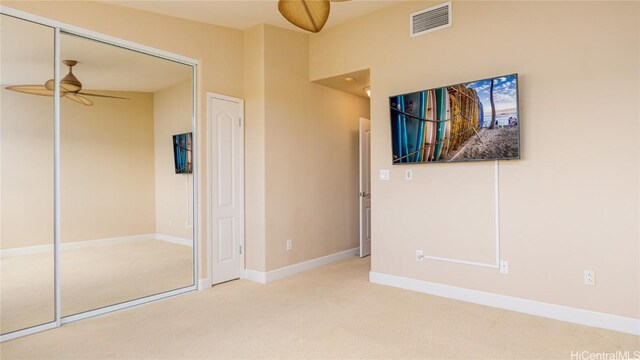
[0,5,199,342]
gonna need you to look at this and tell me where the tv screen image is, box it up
[389,73,519,164]
[172,132,193,174]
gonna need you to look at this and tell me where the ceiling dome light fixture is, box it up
[364,86,371,98]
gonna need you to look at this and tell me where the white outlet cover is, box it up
[499,260,509,274]
[380,170,390,181]
[584,270,595,285]
[406,169,413,180]
[416,249,424,261]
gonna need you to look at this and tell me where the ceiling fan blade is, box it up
[65,93,93,106]
[5,85,54,97]
[278,0,330,33]
[78,92,129,100]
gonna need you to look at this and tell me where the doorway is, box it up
[359,117,371,257]
[207,93,244,286]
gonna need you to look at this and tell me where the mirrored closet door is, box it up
[0,14,56,335]
[0,10,197,339]
[59,33,195,318]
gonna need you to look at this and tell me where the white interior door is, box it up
[208,94,244,285]
[359,117,371,257]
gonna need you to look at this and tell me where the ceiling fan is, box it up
[5,60,128,106]
[278,0,348,33]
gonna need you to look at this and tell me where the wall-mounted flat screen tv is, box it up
[389,73,520,164]
[172,132,192,174]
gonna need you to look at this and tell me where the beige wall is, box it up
[244,25,370,272]
[0,91,54,249]
[154,80,194,240]
[3,1,245,276]
[244,25,267,271]
[261,25,370,271]
[309,1,640,318]
[1,89,156,248]
[61,91,156,243]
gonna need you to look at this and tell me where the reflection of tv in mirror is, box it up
[389,74,520,164]
[173,132,192,174]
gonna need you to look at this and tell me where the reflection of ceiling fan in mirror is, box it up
[5,60,128,106]
[278,0,349,33]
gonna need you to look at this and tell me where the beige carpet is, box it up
[1,257,638,359]
[1,240,193,334]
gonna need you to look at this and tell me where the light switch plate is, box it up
[406,169,413,180]
[380,170,390,181]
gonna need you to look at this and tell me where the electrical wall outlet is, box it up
[499,260,509,274]
[416,249,424,261]
[380,170,390,181]
[286,239,292,251]
[584,270,595,286]
[406,169,413,180]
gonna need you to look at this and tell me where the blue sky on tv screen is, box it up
[466,74,518,117]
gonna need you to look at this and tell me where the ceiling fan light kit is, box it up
[278,0,349,33]
[278,0,330,33]
[4,60,128,106]
[44,60,82,92]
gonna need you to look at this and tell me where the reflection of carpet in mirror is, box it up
[0,252,54,334]
[0,239,193,334]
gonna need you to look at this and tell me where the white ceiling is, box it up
[103,0,398,32]
[60,33,192,92]
[314,68,370,98]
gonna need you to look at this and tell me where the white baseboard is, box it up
[198,277,211,290]
[1,233,192,257]
[369,271,640,336]
[244,248,359,284]
[155,234,193,247]
[0,233,156,257]
[243,269,268,284]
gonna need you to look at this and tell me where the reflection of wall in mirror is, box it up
[0,90,55,249]
[63,91,157,244]
[0,88,158,248]
[154,80,193,241]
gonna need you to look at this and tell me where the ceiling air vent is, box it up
[410,2,452,37]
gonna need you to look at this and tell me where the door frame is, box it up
[205,92,245,288]
[358,117,371,257]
